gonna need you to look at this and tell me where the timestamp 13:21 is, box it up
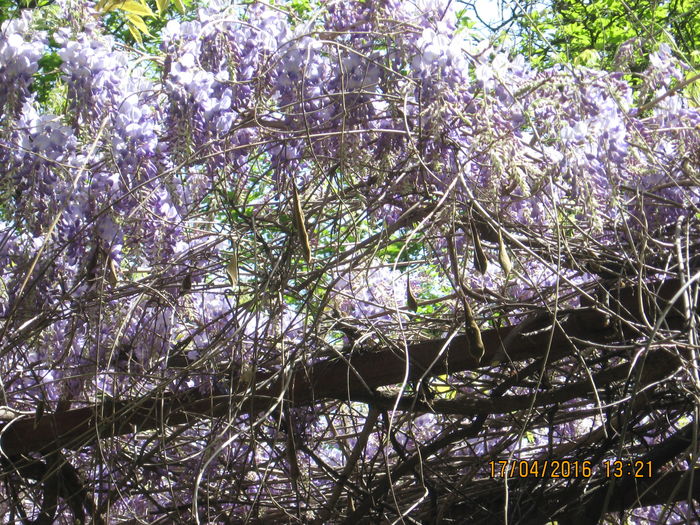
[489,459,654,479]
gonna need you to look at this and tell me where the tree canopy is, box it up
[511,0,700,70]
[0,0,699,523]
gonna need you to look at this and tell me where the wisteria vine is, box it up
[0,0,698,522]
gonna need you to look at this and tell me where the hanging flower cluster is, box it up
[0,0,697,522]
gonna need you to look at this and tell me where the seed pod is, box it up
[446,234,461,285]
[107,257,119,286]
[498,230,512,275]
[462,295,485,363]
[406,277,419,312]
[85,245,100,285]
[292,183,312,264]
[225,247,238,287]
[470,221,488,274]
[284,406,300,491]
[181,273,192,293]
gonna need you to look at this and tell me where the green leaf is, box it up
[115,0,154,17]
[156,0,168,15]
[32,52,64,106]
[172,0,185,14]
[97,0,121,12]
[125,13,151,36]
[127,20,144,44]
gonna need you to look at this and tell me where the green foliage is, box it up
[22,4,63,105]
[33,52,62,105]
[97,0,156,44]
[289,0,311,17]
[96,0,195,47]
[515,0,700,70]
[0,0,52,24]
